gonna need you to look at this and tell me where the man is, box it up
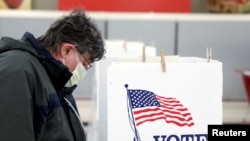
[0,9,105,141]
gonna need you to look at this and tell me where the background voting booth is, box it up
[104,39,157,57]
[93,43,223,141]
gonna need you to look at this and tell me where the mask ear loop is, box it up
[74,50,81,64]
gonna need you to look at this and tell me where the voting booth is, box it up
[106,56,223,141]
[92,42,222,141]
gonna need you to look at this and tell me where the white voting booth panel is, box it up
[106,57,222,141]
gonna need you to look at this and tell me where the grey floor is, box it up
[223,100,250,124]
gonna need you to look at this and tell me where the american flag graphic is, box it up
[127,88,195,127]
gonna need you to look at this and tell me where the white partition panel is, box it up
[107,57,222,141]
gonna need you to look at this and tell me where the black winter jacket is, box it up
[0,32,86,141]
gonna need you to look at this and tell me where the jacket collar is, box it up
[22,32,72,89]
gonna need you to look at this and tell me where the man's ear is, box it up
[60,43,75,58]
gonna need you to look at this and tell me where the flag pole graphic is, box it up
[125,84,141,141]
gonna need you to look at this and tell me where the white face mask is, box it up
[65,51,87,87]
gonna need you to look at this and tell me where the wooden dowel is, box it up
[160,50,166,72]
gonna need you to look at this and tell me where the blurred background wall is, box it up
[32,0,57,10]
[32,0,209,12]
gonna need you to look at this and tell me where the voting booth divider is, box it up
[82,39,222,141]
[94,47,223,141]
